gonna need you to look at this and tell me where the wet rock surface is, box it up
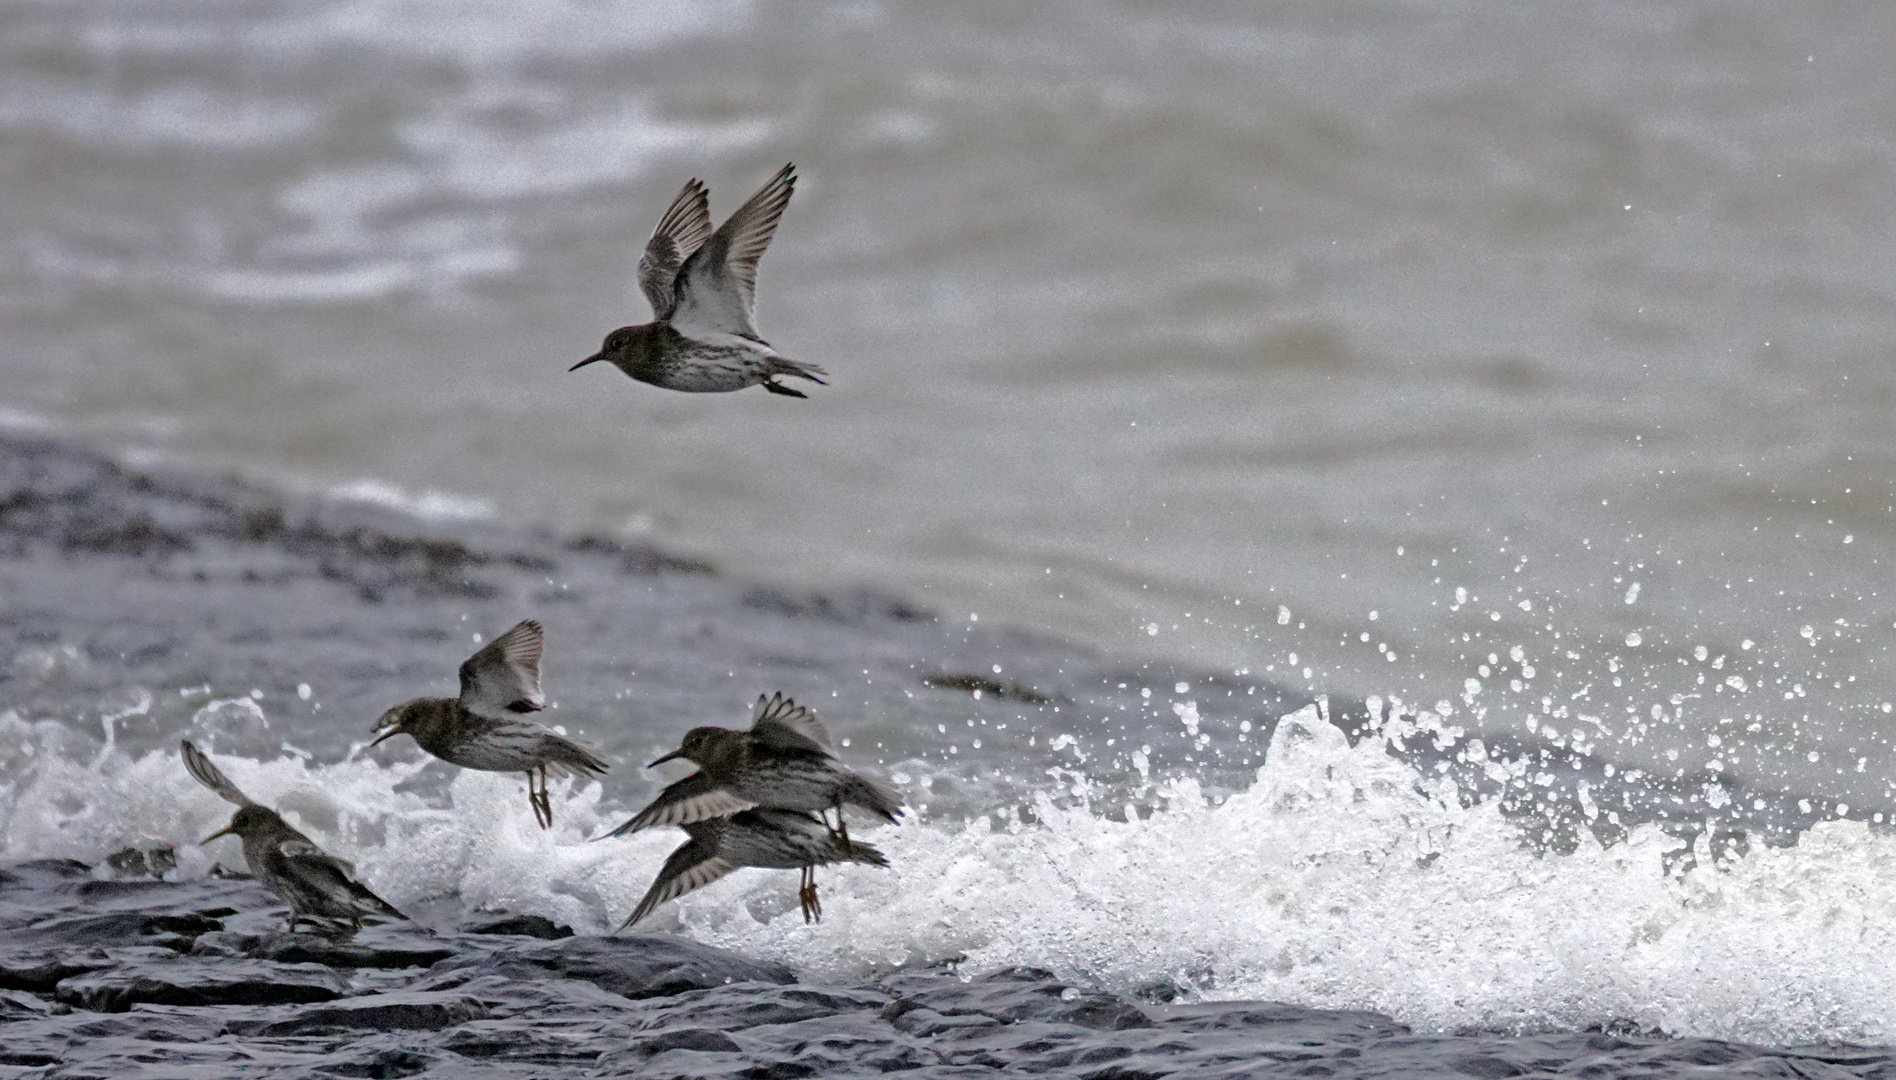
[3,864,1894,1079]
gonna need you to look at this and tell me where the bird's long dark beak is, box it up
[570,352,604,372]
[200,825,235,845]
[369,725,402,748]
[647,749,683,768]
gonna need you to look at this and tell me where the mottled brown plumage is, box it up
[618,808,888,930]
[183,740,404,936]
[370,619,609,828]
[606,693,903,842]
[570,164,828,397]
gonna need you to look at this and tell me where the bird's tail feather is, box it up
[542,736,611,779]
[350,882,407,921]
[845,775,904,824]
[770,356,828,385]
[843,838,889,868]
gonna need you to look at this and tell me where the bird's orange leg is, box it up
[798,866,822,923]
[526,768,552,828]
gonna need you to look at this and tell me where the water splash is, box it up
[5,702,1896,1044]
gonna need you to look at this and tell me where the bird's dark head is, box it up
[571,324,653,372]
[649,726,728,768]
[201,804,283,844]
[370,698,444,748]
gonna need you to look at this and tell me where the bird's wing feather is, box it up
[622,836,735,929]
[602,773,757,837]
[746,692,835,757]
[432,714,556,772]
[669,163,795,339]
[180,740,256,807]
[277,839,356,879]
[638,179,713,320]
[538,733,611,779]
[458,619,546,719]
[276,840,406,919]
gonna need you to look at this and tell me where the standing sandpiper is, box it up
[604,693,903,842]
[569,163,829,397]
[183,740,405,935]
[370,619,610,829]
[618,807,888,930]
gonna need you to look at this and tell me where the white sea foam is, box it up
[4,700,1894,1044]
[327,479,496,521]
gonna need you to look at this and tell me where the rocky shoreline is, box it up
[7,856,1892,1079]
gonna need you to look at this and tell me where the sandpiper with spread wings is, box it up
[370,619,609,829]
[183,740,405,935]
[603,693,903,843]
[569,163,828,397]
[618,807,888,930]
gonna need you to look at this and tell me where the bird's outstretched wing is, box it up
[180,740,256,807]
[670,163,795,340]
[639,178,713,320]
[599,772,757,838]
[459,620,546,719]
[746,692,834,757]
[620,832,735,930]
[276,840,406,920]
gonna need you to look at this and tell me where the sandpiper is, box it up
[619,807,888,929]
[604,693,903,843]
[569,163,828,397]
[370,619,609,828]
[183,740,405,935]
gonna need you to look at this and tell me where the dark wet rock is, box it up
[186,929,255,958]
[438,1018,628,1064]
[241,924,458,968]
[0,903,235,994]
[425,935,794,1001]
[0,950,114,993]
[631,983,891,1032]
[883,968,1153,1031]
[11,911,224,951]
[291,1040,438,1078]
[0,987,65,1018]
[5,861,1896,1078]
[743,1010,942,1074]
[0,858,93,891]
[462,913,574,939]
[53,957,348,1011]
[1156,998,1410,1038]
[102,846,175,879]
[888,1006,1005,1037]
[227,991,491,1036]
[621,1026,747,1058]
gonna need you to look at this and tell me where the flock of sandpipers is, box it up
[180,165,908,937]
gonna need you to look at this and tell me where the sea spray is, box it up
[7,702,1896,1042]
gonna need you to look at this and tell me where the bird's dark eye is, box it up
[603,334,619,351]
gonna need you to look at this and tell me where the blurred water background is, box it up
[4,0,1896,808]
